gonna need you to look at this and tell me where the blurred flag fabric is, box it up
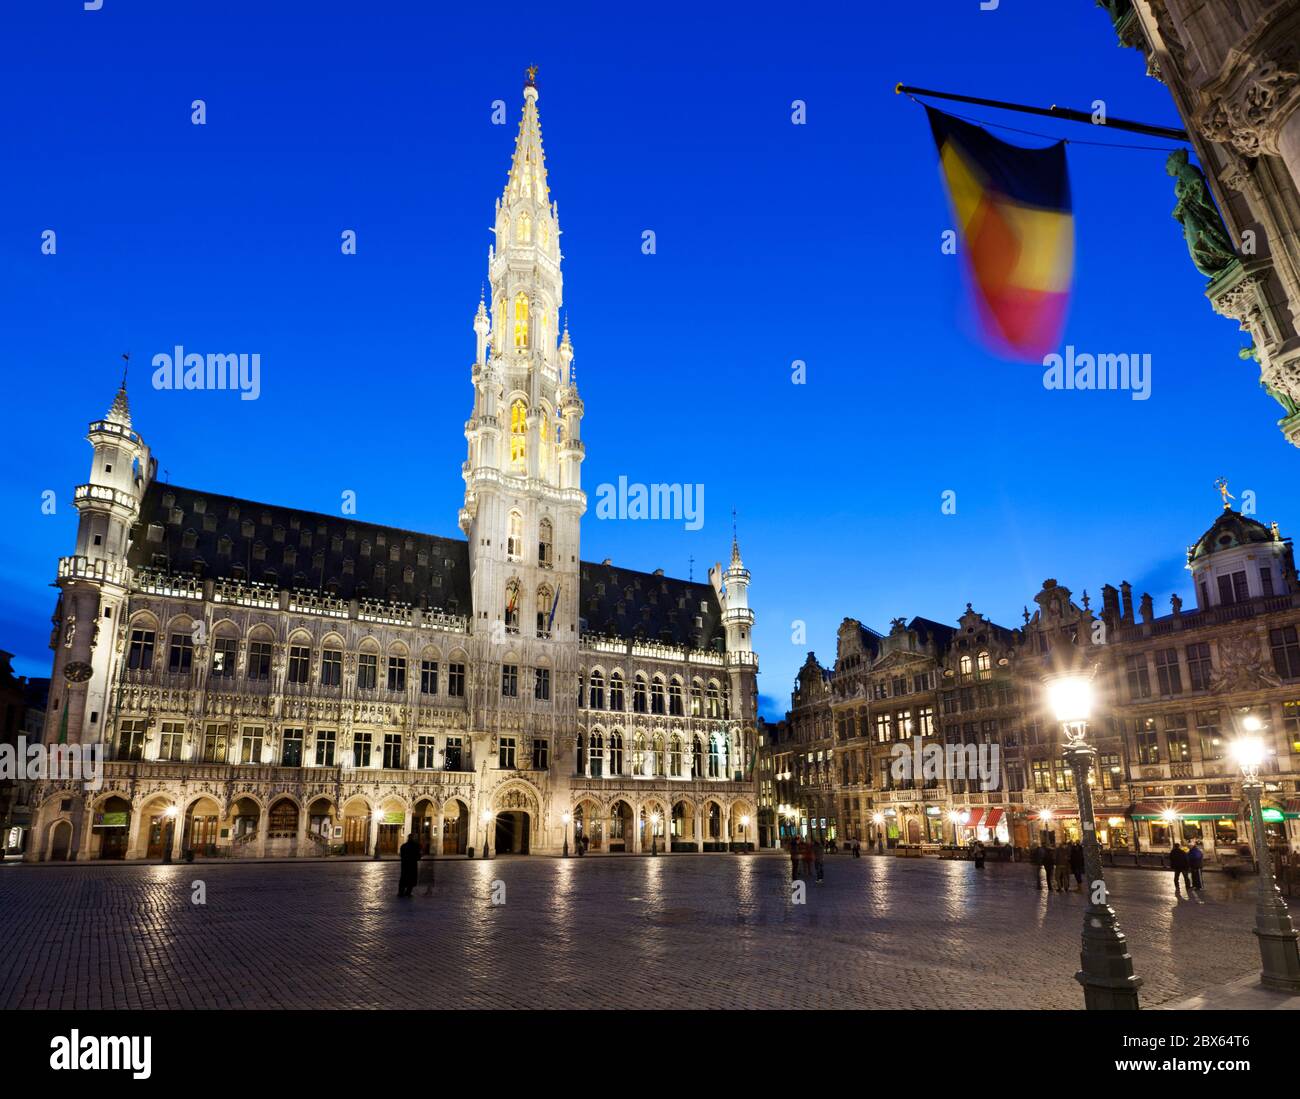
[926,107,1073,361]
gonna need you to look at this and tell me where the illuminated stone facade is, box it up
[27,76,759,862]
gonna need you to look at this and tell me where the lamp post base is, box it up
[1075,904,1144,1010]
[1254,926,1300,993]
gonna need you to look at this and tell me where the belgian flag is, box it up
[927,107,1073,361]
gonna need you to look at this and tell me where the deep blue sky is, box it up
[1,2,1292,718]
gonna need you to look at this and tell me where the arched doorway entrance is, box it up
[306,797,335,854]
[495,811,530,854]
[95,796,132,859]
[906,816,922,845]
[609,800,633,852]
[672,800,697,851]
[492,785,538,855]
[412,798,437,855]
[342,798,371,855]
[442,800,468,855]
[48,819,73,861]
[184,796,221,857]
[266,798,300,857]
[229,797,261,855]
[137,795,177,859]
[376,799,405,855]
[573,798,602,851]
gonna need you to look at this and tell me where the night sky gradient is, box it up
[1,1,1292,718]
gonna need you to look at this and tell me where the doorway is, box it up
[494,811,530,854]
[49,820,72,861]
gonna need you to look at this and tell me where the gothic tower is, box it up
[460,71,586,770]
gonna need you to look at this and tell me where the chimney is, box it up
[1120,581,1134,625]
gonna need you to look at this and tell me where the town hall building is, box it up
[27,72,760,862]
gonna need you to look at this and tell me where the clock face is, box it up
[64,661,93,683]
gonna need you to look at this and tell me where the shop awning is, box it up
[1129,800,1240,821]
[1285,798,1300,817]
[984,808,1004,829]
[965,808,985,828]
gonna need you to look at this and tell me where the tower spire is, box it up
[504,67,550,208]
[105,355,132,428]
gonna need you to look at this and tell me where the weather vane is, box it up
[525,65,538,86]
[121,352,129,387]
[1215,477,1234,509]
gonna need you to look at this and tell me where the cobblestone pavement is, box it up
[0,853,1266,1009]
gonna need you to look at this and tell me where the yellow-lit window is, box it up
[510,400,527,470]
[516,212,531,243]
[538,415,550,477]
[514,294,529,349]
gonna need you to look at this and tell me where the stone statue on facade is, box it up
[1166,149,1237,278]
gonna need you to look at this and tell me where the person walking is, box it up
[813,840,825,883]
[1053,844,1071,893]
[1069,841,1085,891]
[789,836,801,880]
[1032,842,1047,889]
[1170,841,1190,892]
[419,852,436,896]
[852,836,861,858]
[1188,839,1205,891]
[972,840,986,870]
[800,839,814,879]
[397,831,421,898]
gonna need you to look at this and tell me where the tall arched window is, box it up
[708,734,721,778]
[515,212,532,243]
[706,681,721,719]
[589,671,605,710]
[977,651,991,678]
[690,679,703,717]
[509,401,527,471]
[536,585,553,638]
[507,509,524,558]
[538,518,553,567]
[632,734,646,777]
[513,294,530,349]
[651,677,666,715]
[651,734,665,776]
[504,580,520,634]
[668,678,684,716]
[589,733,604,778]
[692,736,704,778]
[669,735,683,777]
[609,671,624,711]
[608,732,623,775]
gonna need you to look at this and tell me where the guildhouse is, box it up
[28,70,759,862]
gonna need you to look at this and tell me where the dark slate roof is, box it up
[578,560,726,651]
[907,616,958,652]
[128,481,725,647]
[1190,508,1277,562]
[128,482,471,614]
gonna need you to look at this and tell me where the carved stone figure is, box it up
[1166,149,1237,278]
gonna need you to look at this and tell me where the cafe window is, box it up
[1214,818,1238,846]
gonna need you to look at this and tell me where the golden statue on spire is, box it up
[1215,477,1235,509]
[525,65,538,87]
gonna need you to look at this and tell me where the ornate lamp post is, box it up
[1046,670,1143,1010]
[872,812,885,854]
[162,804,178,864]
[481,809,494,859]
[562,811,571,858]
[1230,717,1300,992]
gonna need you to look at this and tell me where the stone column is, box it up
[255,808,270,858]
[295,807,309,857]
[695,804,704,852]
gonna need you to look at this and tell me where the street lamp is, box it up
[650,811,660,856]
[739,814,750,854]
[481,809,494,859]
[1046,669,1143,1010]
[872,811,885,854]
[1231,717,1300,992]
[162,805,178,864]
[562,811,571,858]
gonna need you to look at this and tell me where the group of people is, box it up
[1031,839,1086,892]
[1169,839,1205,891]
[788,836,827,882]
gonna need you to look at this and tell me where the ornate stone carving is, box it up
[1210,630,1281,693]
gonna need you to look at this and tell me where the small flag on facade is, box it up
[926,107,1073,361]
[547,585,561,632]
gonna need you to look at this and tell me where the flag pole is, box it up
[895,83,1187,142]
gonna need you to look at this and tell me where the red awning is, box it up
[984,808,1004,829]
[966,808,985,828]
